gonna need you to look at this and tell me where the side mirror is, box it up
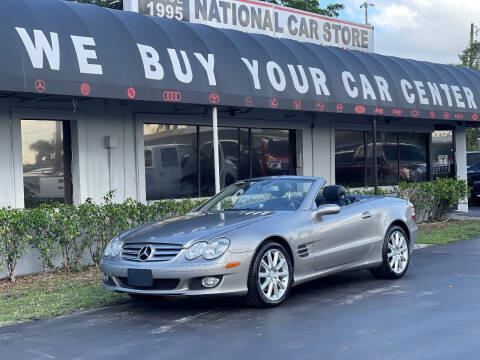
[312,204,341,219]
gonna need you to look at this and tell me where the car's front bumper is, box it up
[100,251,254,296]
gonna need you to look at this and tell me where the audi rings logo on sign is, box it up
[163,90,182,102]
[209,92,220,104]
[138,245,154,262]
[80,82,91,96]
[34,79,46,93]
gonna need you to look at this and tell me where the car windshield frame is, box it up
[196,178,317,213]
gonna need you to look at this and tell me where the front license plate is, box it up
[127,269,153,287]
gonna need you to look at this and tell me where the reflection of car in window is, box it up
[336,142,429,184]
[259,138,290,175]
[24,168,64,200]
[145,144,191,199]
[467,151,480,203]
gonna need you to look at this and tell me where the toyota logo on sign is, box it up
[209,92,220,104]
[163,90,182,102]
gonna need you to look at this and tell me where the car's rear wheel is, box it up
[370,226,410,279]
[245,241,293,307]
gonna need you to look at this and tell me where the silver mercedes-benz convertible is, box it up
[100,176,417,307]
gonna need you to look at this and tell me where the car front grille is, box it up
[122,242,183,262]
[116,277,180,290]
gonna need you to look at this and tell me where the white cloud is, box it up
[341,0,480,64]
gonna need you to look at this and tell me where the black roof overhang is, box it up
[1,0,480,123]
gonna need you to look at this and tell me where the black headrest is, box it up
[323,185,346,202]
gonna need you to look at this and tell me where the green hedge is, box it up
[0,192,205,282]
[396,178,469,223]
[348,179,469,223]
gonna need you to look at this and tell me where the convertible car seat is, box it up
[322,185,347,206]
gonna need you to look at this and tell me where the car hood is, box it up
[122,211,277,246]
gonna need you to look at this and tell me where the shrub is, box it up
[0,208,32,282]
[28,204,58,272]
[396,178,470,222]
[0,195,206,279]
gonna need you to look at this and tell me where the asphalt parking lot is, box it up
[2,239,480,360]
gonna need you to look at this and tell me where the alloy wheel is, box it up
[387,230,409,274]
[258,249,290,302]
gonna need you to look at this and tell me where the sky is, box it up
[336,0,480,65]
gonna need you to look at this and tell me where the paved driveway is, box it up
[2,240,480,360]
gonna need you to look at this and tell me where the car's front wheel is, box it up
[245,241,293,307]
[370,226,410,279]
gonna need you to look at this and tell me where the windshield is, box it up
[198,179,315,212]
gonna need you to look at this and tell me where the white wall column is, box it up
[212,106,220,194]
[311,119,333,184]
[455,126,468,212]
[0,105,17,208]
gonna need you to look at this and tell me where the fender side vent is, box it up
[298,244,309,258]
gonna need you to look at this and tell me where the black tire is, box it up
[245,241,293,307]
[370,226,410,280]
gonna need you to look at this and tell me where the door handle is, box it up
[361,211,371,219]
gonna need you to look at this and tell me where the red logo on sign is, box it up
[127,87,136,99]
[80,82,90,96]
[34,79,46,93]
[430,111,436,119]
[244,96,253,107]
[374,107,384,115]
[162,90,182,102]
[443,112,450,119]
[209,93,220,104]
[392,109,403,116]
[294,100,302,110]
[411,109,420,118]
[473,113,479,121]
[355,105,366,114]
[316,102,325,111]
[454,113,464,119]
[270,98,279,108]
[336,104,343,113]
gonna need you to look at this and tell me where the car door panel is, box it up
[311,201,375,270]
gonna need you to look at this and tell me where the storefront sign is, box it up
[125,0,374,52]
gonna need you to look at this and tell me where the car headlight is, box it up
[104,236,125,258]
[185,238,230,260]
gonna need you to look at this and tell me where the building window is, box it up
[335,131,366,188]
[367,132,399,186]
[432,130,454,179]
[144,124,296,200]
[21,120,72,207]
[335,130,429,187]
[251,129,293,178]
[199,127,250,197]
[144,124,198,201]
[399,133,428,182]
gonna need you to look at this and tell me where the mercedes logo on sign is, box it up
[138,245,154,261]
